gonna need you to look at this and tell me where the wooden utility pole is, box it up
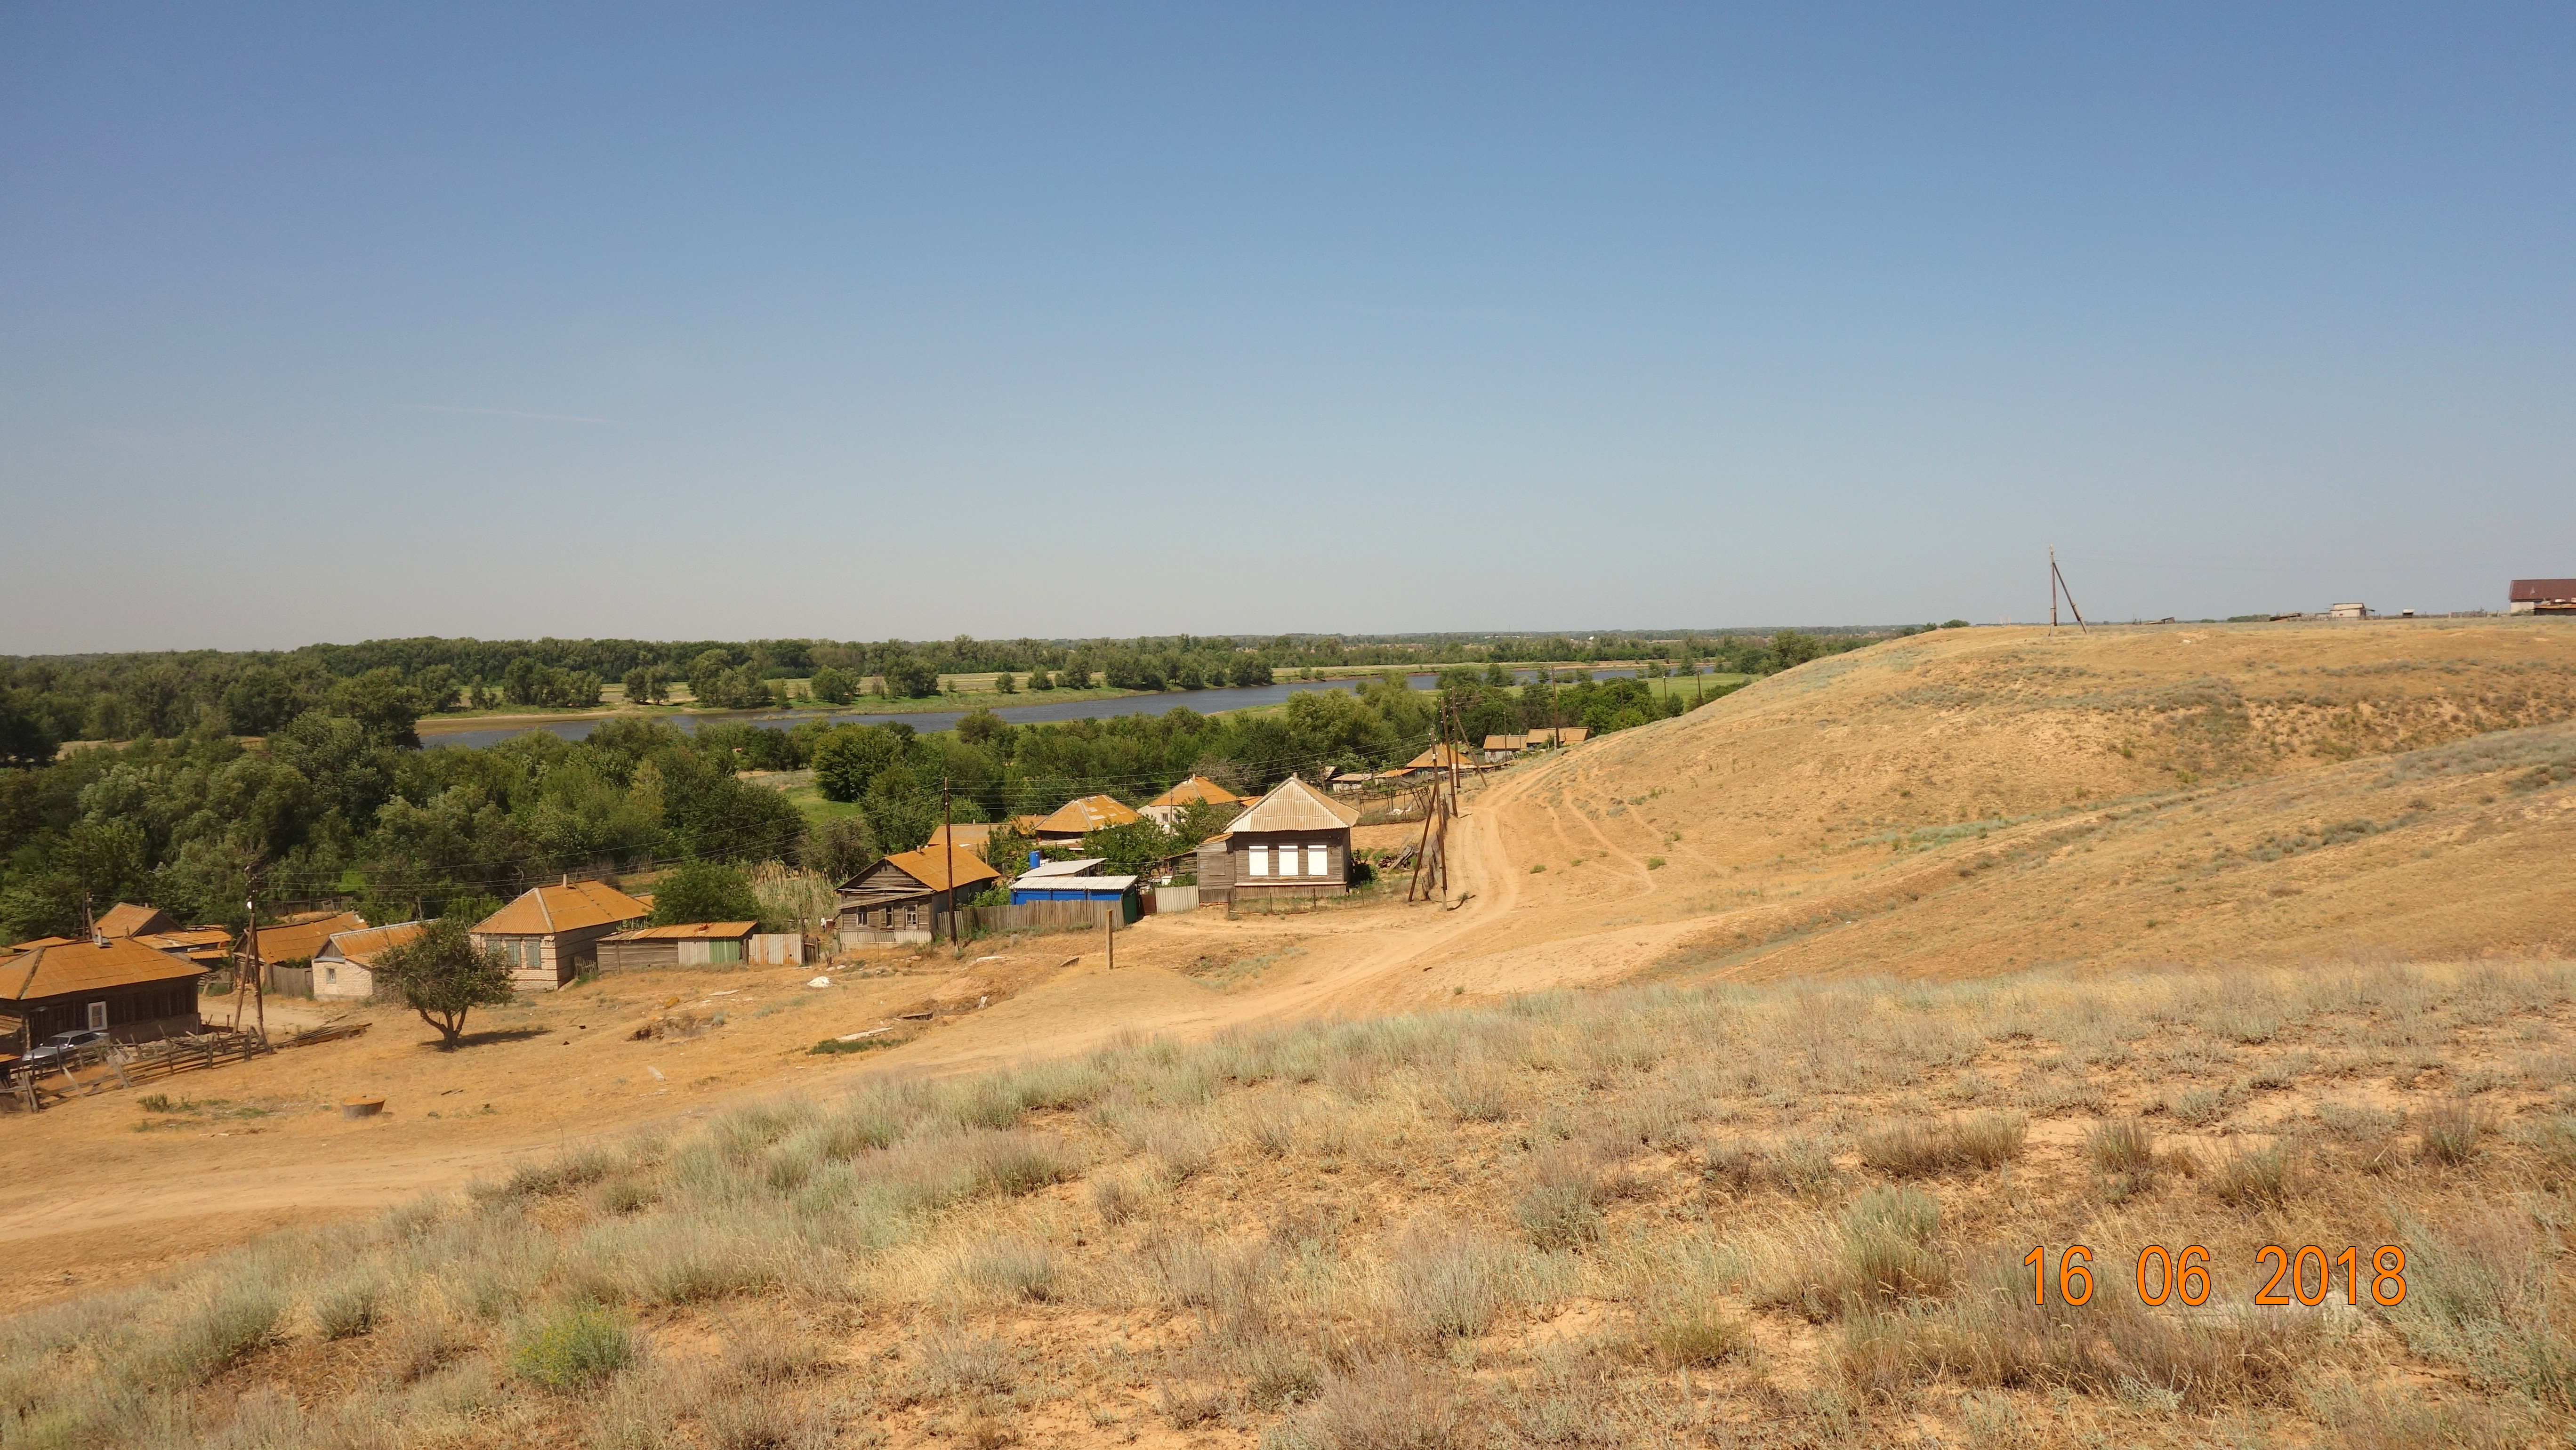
[2049,548,2089,633]
[942,777,958,947]
[1104,902,1115,970]
[1405,782,1439,903]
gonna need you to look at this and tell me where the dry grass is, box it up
[6,957,2576,1446]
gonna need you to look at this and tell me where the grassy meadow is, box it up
[6,959,2574,1448]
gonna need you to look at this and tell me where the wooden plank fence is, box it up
[5,1020,369,1112]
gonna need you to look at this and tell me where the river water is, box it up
[415,669,1643,750]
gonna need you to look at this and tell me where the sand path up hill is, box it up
[7,619,2576,1301]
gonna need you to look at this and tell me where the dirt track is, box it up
[9,618,2576,1303]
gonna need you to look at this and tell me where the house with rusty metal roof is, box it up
[1194,776,1361,907]
[470,882,652,990]
[1140,776,1243,829]
[93,902,180,940]
[1033,793,1144,842]
[308,921,429,1000]
[836,848,1003,945]
[1,935,207,1050]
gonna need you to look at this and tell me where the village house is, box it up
[1193,775,1359,907]
[88,901,233,969]
[470,881,652,991]
[1031,794,1143,844]
[837,847,1002,945]
[308,921,428,1001]
[1139,776,1242,828]
[1390,742,1486,778]
[1521,726,1589,749]
[251,910,370,993]
[1,934,208,1050]
[1482,733,1528,764]
[923,822,994,852]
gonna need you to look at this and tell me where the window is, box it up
[1308,845,1328,878]
[323,967,338,985]
[87,1001,107,1031]
[1246,846,1269,877]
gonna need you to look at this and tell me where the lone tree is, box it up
[376,918,516,1050]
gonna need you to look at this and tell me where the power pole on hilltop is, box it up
[2049,548,2090,633]
[942,777,959,948]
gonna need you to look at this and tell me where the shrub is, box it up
[1645,1305,1746,1367]
[2417,1099,2490,1167]
[1388,1232,1512,1341]
[2213,1142,2298,1208]
[1857,1113,2025,1177]
[1269,1355,1467,1450]
[510,1307,637,1391]
[2087,1118,2156,1200]
[313,1278,381,1340]
[958,1240,1057,1303]
[1091,1173,1140,1224]
[1439,1063,1510,1123]
[1513,1151,1605,1249]
[151,1285,284,1386]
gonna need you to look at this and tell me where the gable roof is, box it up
[137,927,234,966]
[1483,734,1527,750]
[473,882,651,937]
[1145,776,1242,809]
[317,921,428,967]
[94,903,178,939]
[247,911,369,965]
[2,936,206,1003]
[1226,776,1361,835]
[1396,742,1481,772]
[1020,857,1105,879]
[1035,794,1143,835]
[861,847,1003,894]
[2511,579,2576,603]
[924,822,995,849]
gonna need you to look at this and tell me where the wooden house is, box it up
[1139,776,1242,829]
[1,935,207,1049]
[923,822,995,852]
[309,921,428,1001]
[836,848,1002,945]
[1482,733,1528,764]
[1194,776,1359,907]
[1032,794,1143,843]
[93,902,180,939]
[595,921,760,972]
[470,882,652,991]
[252,910,369,992]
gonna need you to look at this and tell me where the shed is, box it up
[1482,733,1528,764]
[1032,794,1143,842]
[2510,580,2576,614]
[596,921,759,973]
[93,903,180,939]
[0,935,207,1050]
[471,882,652,991]
[1009,870,1141,920]
[309,921,428,1000]
[1199,775,1359,907]
[837,848,1003,945]
[252,910,369,991]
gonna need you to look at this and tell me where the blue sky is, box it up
[4,4,2570,651]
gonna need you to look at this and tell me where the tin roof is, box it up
[317,921,429,967]
[865,847,1003,894]
[246,910,369,965]
[1,936,206,1003]
[2511,579,2576,602]
[1483,734,1527,750]
[137,927,234,964]
[1225,776,1361,835]
[473,883,651,937]
[924,822,995,849]
[1144,776,1242,809]
[1035,794,1143,835]
[1020,857,1106,879]
[93,903,178,939]
[601,921,759,942]
[1014,875,1138,895]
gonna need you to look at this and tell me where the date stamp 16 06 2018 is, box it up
[2023,1245,2408,1308]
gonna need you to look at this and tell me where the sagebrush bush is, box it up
[509,1306,636,1391]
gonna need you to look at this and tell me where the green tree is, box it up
[328,669,429,748]
[882,655,941,698]
[992,669,1017,694]
[0,695,59,770]
[812,724,911,802]
[807,666,855,705]
[649,861,764,926]
[797,815,878,883]
[377,917,516,1050]
[620,666,669,705]
[221,667,305,735]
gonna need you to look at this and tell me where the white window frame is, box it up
[87,1001,107,1031]
[1307,845,1328,878]
[1247,846,1269,877]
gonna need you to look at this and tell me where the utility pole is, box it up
[2050,548,2089,633]
[942,777,958,948]
[1105,902,1115,970]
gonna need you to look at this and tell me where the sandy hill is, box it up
[1435,618,2576,985]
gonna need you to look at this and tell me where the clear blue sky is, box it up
[5,4,2570,651]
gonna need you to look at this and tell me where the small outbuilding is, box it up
[837,848,1003,945]
[1007,858,1142,920]
[596,921,760,972]
[1195,775,1359,907]
[252,910,370,992]
[1,935,207,1049]
[1482,733,1528,764]
[309,921,429,1001]
[471,882,652,991]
